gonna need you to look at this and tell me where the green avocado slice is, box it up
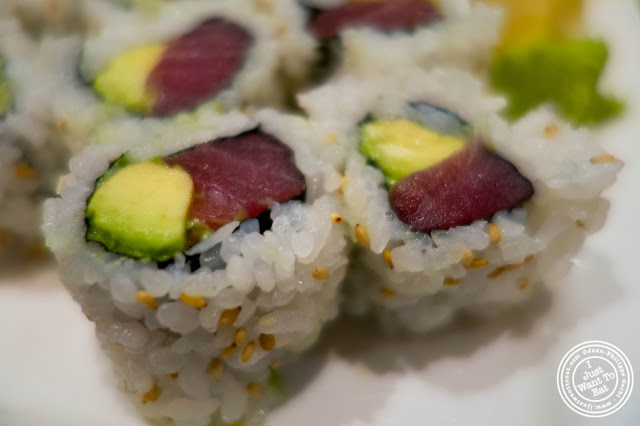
[360,119,467,186]
[86,160,193,261]
[93,45,164,114]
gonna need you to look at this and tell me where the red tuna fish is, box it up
[148,18,252,116]
[310,0,441,40]
[166,130,305,231]
[389,143,534,233]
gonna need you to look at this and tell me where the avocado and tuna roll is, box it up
[299,67,621,333]
[92,18,253,117]
[303,0,501,80]
[81,0,309,115]
[43,110,348,425]
[42,0,302,154]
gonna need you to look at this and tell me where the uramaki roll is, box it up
[299,67,621,333]
[47,0,307,154]
[81,0,290,116]
[304,0,501,80]
[43,109,348,425]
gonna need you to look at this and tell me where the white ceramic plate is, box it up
[1,1,639,425]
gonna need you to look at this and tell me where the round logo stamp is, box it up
[557,340,634,417]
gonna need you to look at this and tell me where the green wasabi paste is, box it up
[490,39,623,125]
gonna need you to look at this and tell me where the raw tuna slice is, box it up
[166,130,305,230]
[310,0,441,40]
[148,18,252,116]
[389,143,534,233]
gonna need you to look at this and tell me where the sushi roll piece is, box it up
[299,67,621,333]
[0,20,80,257]
[79,0,293,117]
[303,0,502,81]
[43,109,348,425]
[49,0,319,154]
[84,0,319,107]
